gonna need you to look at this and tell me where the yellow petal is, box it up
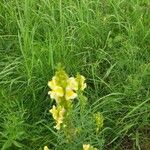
[48,91,56,99]
[44,146,49,150]
[54,123,61,130]
[49,105,58,120]
[80,76,86,90]
[65,88,77,100]
[67,77,78,91]
[48,86,64,100]
[48,77,57,89]
[58,107,65,121]
[81,83,87,91]
[83,144,97,150]
[54,86,64,97]
[76,75,87,91]
[83,144,90,150]
[80,75,86,82]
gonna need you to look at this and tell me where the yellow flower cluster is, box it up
[49,105,65,130]
[48,75,86,102]
[83,144,98,150]
[48,69,86,130]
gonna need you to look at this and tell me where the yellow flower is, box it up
[67,77,78,91]
[44,146,49,150]
[83,144,97,150]
[76,75,87,91]
[48,76,57,90]
[49,105,58,120]
[67,76,87,91]
[83,144,90,150]
[79,75,87,91]
[49,105,65,130]
[48,86,64,101]
[65,88,77,100]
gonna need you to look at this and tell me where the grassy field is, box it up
[0,0,150,149]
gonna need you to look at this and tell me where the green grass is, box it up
[0,0,150,149]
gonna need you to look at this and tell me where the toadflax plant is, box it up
[45,65,103,150]
[48,66,86,131]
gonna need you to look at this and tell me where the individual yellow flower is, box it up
[44,146,49,150]
[83,144,97,150]
[83,144,90,150]
[67,76,87,91]
[48,76,57,90]
[48,76,64,101]
[76,75,87,91]
[49,105,65,130]
[49,105,58,120]
[67,77,78,91]
[79,75,87,91]
[65,88,77,100]
[48,86,64,101]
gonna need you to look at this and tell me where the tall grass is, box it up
[0,0,150,149]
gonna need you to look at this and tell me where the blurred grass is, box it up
[0,0,150,149]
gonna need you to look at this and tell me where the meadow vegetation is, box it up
[0,0,150,149]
